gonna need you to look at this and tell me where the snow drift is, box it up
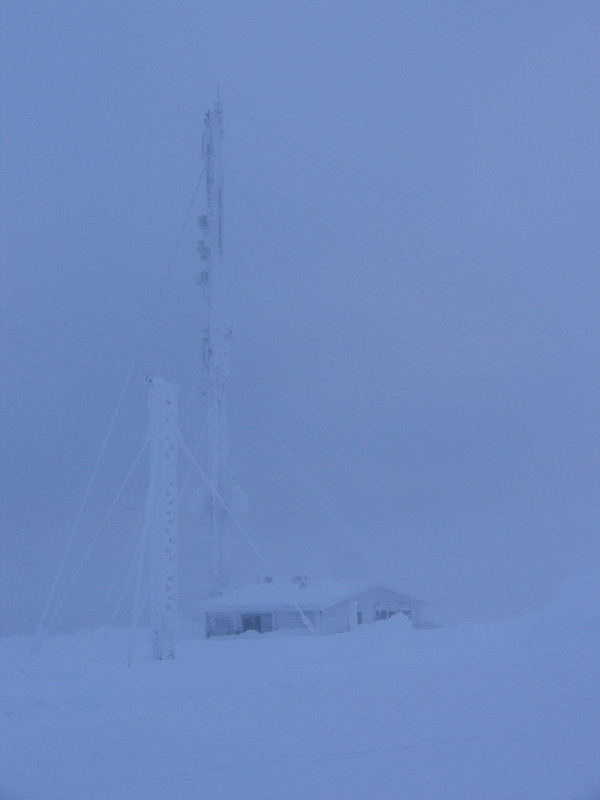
[1,573,598,799]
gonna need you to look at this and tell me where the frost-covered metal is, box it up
[197,97,233,596]
[146,378,179,660]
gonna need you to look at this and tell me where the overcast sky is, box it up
[2,1,598,635]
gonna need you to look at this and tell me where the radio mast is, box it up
[147,377,178,660]
[197,97,232,596]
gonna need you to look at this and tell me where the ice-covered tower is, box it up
[146,377,179,660]
[197,97,233,596]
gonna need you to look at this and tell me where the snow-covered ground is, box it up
[2,573,599,800]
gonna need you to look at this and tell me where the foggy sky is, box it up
[1,1,598,635]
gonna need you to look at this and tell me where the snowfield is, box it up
[2,574,599,800]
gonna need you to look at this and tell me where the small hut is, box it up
[197,577,424,637]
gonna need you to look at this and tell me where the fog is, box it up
[2,1,598,636]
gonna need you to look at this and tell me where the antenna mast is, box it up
[197,97,232,595]
[147,378,179,660]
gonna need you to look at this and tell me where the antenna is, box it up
[198,97,231,595]
[147,378,179,660]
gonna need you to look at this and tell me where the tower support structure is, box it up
[197,97,232,596]
[146,377,179,660]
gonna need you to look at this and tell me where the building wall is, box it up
[203,587,422,637]
[241,613,273,633]
[206,612,236,637]
[358,586,419,625]
[320,602,352,635]
[274,610,317,632]
[321,587,419,635]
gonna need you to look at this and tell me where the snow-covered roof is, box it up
[198,577,421,613]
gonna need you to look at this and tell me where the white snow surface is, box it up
[2,574,599,800]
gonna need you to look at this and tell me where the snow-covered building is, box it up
[197,577,424,637]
